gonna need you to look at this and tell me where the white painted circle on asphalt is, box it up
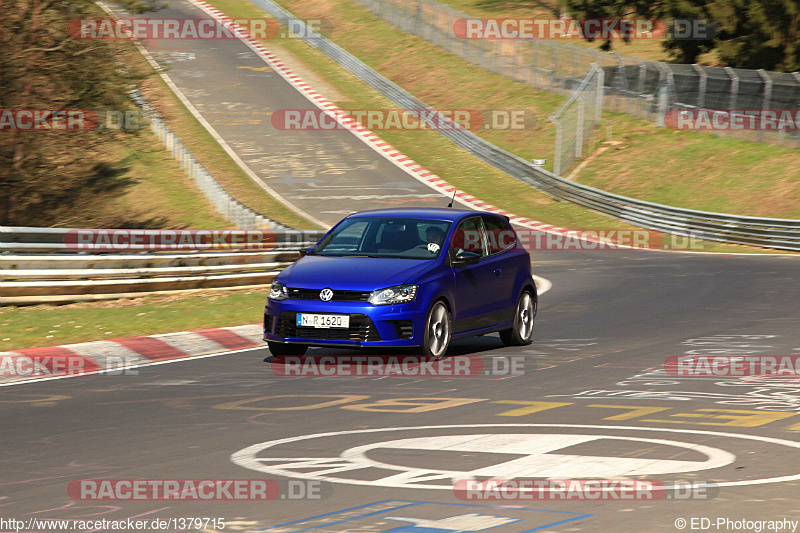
[232,424,800,490]
[338,434,734,479]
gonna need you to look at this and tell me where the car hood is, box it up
[278,255,436,291]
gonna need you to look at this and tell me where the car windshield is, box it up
[311,217,451,259]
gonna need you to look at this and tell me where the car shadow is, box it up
[264,334,509,363]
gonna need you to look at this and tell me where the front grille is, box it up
[287,288,371,302]
[276,312,381,342]
[392,320,414,340]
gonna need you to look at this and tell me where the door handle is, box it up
[493,268,502,276]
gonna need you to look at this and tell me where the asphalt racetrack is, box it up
[3,250,800,532]
[3,1,800,531]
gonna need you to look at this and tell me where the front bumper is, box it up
[264,298,425,347]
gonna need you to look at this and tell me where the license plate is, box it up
[296,313,350,329]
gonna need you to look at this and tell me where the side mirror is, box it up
[451,251,481,266]
[299,247,312,257]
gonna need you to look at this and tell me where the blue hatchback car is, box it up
[263,208,537,358]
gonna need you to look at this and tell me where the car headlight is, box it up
[368,284,417,305]
[269,281,289,301]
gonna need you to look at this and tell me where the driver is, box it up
[426,227,445,246]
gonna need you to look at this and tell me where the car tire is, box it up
[500,290,536,346]
[421,301,451,359]
[267,342,308,358]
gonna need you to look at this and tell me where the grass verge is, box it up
[0,289,266,351]
[61,129,234,229]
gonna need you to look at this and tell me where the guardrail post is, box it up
[612,52,625,111]
[757,69,772,142]
[693,64,707,108]
[725,67,738,110]
[551,115,562,176]
[793,72,800,148]
[655,63,674,127]
[432,3,441,47]
[571,43,578,78]
[575,98,585,159]
[637,57,646,94]
[596,65,604,123]
[460,20,468,58]
[415,0,423,39]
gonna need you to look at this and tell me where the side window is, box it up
[451,217,489,257]
[328,220,368,251]
[482,215,516,255]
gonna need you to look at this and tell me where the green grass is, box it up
[0,290,267,351]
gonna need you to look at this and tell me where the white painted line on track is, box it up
[533,275,551,295]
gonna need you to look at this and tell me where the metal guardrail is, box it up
[249,0,800,251]
[0,227,326,305]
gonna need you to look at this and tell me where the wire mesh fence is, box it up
[550,63,604,176]
[352,0,800,150]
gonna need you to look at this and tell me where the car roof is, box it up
[343,207,507,223]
